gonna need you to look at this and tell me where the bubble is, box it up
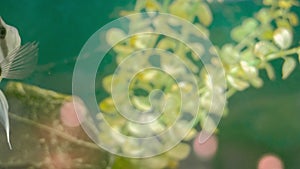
[60,97,86,127]
[258,154,284,169]
[193,132,218,160]
[49,152,72,169]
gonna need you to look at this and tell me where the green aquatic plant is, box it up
[99,0,300,168]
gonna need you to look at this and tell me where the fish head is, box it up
[0,17,7,39]
[0,17,21,52]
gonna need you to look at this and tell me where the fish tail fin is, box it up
[7,129,12,150]
[0,90,11,149]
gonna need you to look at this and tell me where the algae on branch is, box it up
[1,82,110,169]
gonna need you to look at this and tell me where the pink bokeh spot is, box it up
[258,154,284,169]
[193,131,218,160]
[50,152,72,169]
[60,97,86,127]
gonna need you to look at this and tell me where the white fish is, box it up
[0,17,38,149]
[0,90,11,149]
[0,17,38,80]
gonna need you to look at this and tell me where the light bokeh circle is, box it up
[72,12,226,158]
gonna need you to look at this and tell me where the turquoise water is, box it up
[0,0,133,92]
[1,1,300,169]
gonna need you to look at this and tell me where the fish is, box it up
[0,16,38,149]
[0,90,11,149]
[0,17,38,80]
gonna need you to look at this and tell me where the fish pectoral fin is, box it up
[0,90,11,149]
[1,42,38,79]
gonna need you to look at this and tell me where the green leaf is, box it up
[139,156,169,169]
[99,97,116,113]
[242,18,259,32]
[102,75,113,93]
[273,28,293,49]
[278,0,294,9]
[250,77,263,88]
[112,157,135,169]
[196,3,213,27]
[255,8,272,24]
[287,12,299,26]
[276,19,292,30]
[260,26,274,40]
[231,18,258,42]
[240,61,258,78]
[106,28,126,46]
[227,75,249,91]
[282,57,297,79]
[254,41,279,58]
[166,143,191,160]
[220,44,240,64]
[231,26,245,42]
[183,128,197,141]
[265,63,276,80]
[263,0,274,5]
[131,96,151,111]
[169,0,193,20]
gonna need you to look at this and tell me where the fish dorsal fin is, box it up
[1,42,38,79]
[0,89,11,149]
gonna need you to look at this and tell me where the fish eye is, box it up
[0,26,6,39]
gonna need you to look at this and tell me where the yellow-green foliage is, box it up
[101,1,300,168]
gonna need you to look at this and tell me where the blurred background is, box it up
[0,0,300,168]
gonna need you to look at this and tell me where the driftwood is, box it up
[0,82,110,169]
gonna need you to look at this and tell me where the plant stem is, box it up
[266,46,300,60]
[226,87,237,98]
[162,0,171,12]
[235,29,261,52]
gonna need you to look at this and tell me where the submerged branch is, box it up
[9,113,101,151]
[0,162,42,169]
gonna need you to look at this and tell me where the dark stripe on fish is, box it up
[0,26,6,39]
[0,25,8,58]
[0,38,8,57]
